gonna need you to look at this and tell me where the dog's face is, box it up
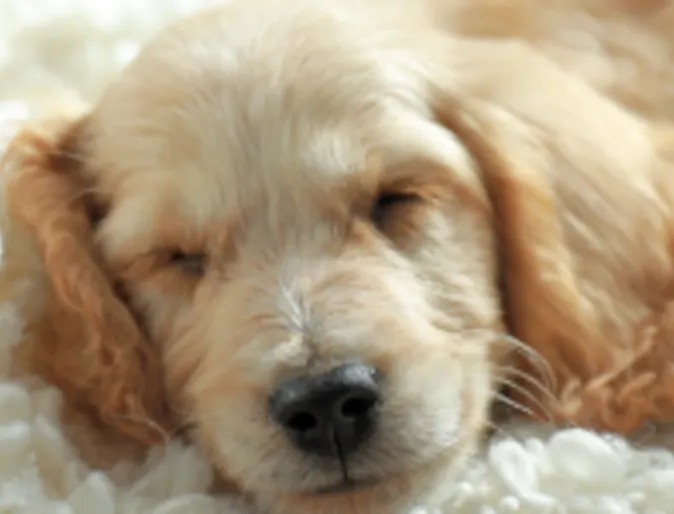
[6,1,674,511]
[2,2,510,512]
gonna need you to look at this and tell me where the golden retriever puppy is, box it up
[2,0,674,512]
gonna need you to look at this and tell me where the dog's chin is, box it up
[310,477,382,496]
[266,462,459,514]
[273,477,414,514]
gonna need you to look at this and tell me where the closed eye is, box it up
[371,191,422,227]
[168,250,206,275]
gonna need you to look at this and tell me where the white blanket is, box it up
[1,1,674,512]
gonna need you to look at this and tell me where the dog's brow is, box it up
[388,156,491,210]
[319,154,383,215]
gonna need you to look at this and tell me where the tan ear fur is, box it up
[0,109,174,446]
[433,91,674,434]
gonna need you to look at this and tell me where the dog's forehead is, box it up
[86,1,432,230]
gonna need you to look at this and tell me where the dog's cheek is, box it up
[119,285,180,340]
[380,205,500,442]
[412,204,502,325]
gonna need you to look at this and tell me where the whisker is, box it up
[485,419,519,441]
[498,334,556,392]
[493,376,555,423]
[108,414,193,444]
[492,391,537,419]
[495,365,558,406]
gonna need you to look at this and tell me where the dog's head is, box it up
[0,1,602,512]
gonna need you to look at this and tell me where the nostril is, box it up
[339,395,376,419]
[285,411,319,432]
[269,362,381,457]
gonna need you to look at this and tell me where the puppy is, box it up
[3,0,674,512]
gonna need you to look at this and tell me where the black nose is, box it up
[268,362,380,458]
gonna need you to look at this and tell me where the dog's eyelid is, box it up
[168,250,207,275]
[86,197,110,230]
[370,188,424,226]
[375,190,423,208]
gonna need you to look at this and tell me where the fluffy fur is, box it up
[2,0,674,512]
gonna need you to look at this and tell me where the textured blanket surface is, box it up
[2,1,674,513]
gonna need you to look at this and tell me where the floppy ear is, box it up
[0,106,174,445]
[431,89,674,434]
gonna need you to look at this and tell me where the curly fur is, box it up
[0,107,174,460]
[2,0,674,512]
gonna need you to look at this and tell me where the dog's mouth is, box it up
[311,477,381,496]
[305,431,384,496]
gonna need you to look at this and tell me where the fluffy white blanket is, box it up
[1,1,674,513]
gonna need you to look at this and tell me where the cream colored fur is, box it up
[2,1,674,513]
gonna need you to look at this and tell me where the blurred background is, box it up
[0,0,220,103]
[0,0,225,149]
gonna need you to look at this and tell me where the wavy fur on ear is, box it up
[0,108,174,446]
[433,87,674,435]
